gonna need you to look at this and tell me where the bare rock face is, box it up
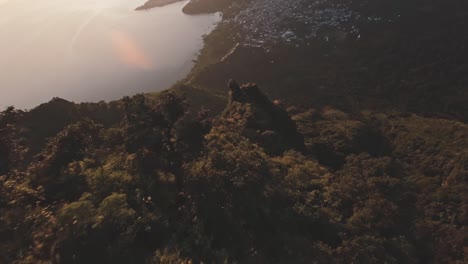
[227,79,241,102]
[228,80,273,106]
[223,80,305,154]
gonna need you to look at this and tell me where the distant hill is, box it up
[135,0,184,11]
[180,0,468,121]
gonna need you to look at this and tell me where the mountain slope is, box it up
[1,82,466,263]
[179,0,468,121]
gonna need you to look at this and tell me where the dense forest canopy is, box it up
[0,80,466,263]
[1,0,467,263]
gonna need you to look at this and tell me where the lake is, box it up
[0,0,221,109]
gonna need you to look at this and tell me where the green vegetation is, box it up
[1,81,466,263]
[1,0,467,262]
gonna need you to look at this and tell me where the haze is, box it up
[0,0,220,109]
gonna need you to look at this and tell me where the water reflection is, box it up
[0,0,221,109]
[110,30,153,70]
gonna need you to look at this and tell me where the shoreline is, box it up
[172,0,468,122]
[136,0,231,14]
[135,0,185,11]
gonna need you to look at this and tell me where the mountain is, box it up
[1,80,466,263]
[178,0,468,121]
[1,0,467,263]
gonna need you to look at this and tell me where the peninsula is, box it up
[135,0,184,10]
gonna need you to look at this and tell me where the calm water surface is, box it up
[0,0,221,109]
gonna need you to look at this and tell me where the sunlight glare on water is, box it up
[0,0,221,109]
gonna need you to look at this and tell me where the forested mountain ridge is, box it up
[1,0,467,263]
[1,81,466,263]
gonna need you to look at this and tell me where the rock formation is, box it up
[222,80,305,154]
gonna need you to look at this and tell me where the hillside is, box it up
[1,81,466,263]
[178,0,468,121]
[1,0,467,263]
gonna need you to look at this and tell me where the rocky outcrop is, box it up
[221,80,305,154]
[227,79,272,106]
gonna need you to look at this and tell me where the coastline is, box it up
[182,0,231,14]
[172,0,468,121]
[135,0,185,11]
[136,0,232,14]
